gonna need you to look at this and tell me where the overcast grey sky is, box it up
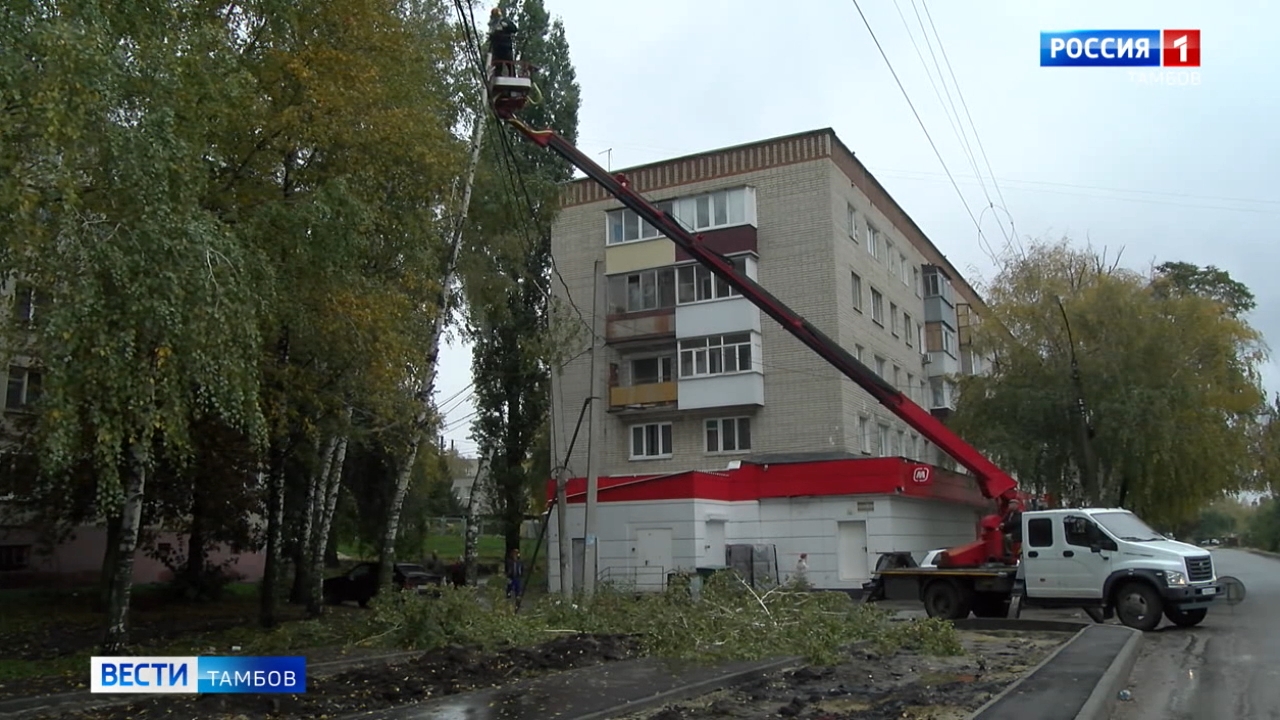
[435,0,1280,458]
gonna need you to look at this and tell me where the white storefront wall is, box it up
[546,495,983,592]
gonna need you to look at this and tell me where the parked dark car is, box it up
[323,562,442,607]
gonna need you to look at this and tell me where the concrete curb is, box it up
[0,649,426,719]
[965,625,1088,719]
[570,656,802,720]
[1073,626,1143,720]
[1243,547,1280,560]
[953,618,1088,634]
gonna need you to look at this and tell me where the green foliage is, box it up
[355,572,960,666]
[464,0,582,551]
[1244,498,1280,552]
[951,240,1267,527]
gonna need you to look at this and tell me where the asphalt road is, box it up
[1111,548,1279,720]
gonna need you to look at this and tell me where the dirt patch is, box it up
[38,633,642,719]
[617,629,1067,720]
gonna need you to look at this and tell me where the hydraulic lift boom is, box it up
[484,14,1021,567]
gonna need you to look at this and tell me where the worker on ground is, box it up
[505,547,524,598]
[488,9,518,77]
[795,553,809,587]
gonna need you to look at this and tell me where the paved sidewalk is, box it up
[334,656,798,720]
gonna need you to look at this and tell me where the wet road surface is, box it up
[1111,548,1279,720]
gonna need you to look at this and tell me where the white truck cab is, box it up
[1019,507,1221,630]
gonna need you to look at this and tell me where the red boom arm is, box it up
[484,34,1021,566]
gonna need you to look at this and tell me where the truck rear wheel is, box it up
[1114,581,1163,631]
[1163,606,1207,628]
[923,579,973,620]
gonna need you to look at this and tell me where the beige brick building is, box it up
[548,128,989,482]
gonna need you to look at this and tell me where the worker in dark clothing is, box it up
[488,8,518,76]
[505,548,524,598]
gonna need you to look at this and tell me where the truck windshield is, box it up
[1093,512,1165,542]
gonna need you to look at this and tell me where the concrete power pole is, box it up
[582,260,604,598]
[554,462,571,597]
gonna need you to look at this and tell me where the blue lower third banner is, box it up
[91,656,307,694]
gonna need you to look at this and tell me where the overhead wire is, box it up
[920,0,1021,255]
[847,0,1001,265]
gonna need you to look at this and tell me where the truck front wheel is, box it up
[1163,606,1208,628]
[1114,581,1163,631]
[923,579,973,620]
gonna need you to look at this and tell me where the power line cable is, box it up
[846,0,1000,264]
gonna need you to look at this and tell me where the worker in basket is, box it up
[488,9,518,78]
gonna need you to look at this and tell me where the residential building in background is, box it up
[546,128,994,593]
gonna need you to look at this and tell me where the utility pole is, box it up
[554,463,571,596]
[582,260,604,598]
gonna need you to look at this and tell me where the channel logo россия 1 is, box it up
[1040,30,1201,67]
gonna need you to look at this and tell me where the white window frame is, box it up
[870,288,884,326]
[858,416,871,454]
[705,417,752,454]
[888,242,900,276]
[890,302,899,336]
[5,366,41,411]
[630,422,673,460]
[606,200,676,245]
[678,333,754,379]
[867,224,881,260]
[851,271,863,312]
[676,257,746,305]
[846,202,857,239]
[855,344,864,363]
[906,372,916,402]
[877,423,890,456]
[899,253,910,285]
[892,365,901,389]
[618,267,677,313]
[874,355,886,378]
[912,267,921,297]
[903,312,913,347]
[675,187,750,232]
[942,328,956,355]
[896,430,906,457]
[630,356,674,385]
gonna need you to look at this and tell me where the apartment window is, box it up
[874,356,886,378]
[896,430,906,457]
[630,422,673,459]
[13,284,45,324]
[912,267,921,297]
[924,270,943,297]
[942,328,956,355]
[892,365,901,389]
[676,257,746,304]
[899,254,910,285]
[607,200,676,244]
[877,423,890,456]
[870,288,884,326]
[908,433,919,459]
[681,187,749,231]
[678,333,753,378]
[607,267,677,313]
[858,416,871,454]
[706,417,752,453]
[867,225,882,260]
[916,322,924,351]
[5,367,41,411]
[890,302,899,336]
[930,378,946,408]
[846,202,857,238]
[855,344,864,363]
[850,272,863,312]
[906,372,915,402]
[903,313,913,346]
[631,356,673,385]
[889,243,900,276]
[0,544,31,571]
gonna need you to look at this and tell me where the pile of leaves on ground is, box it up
[272,571,965,666]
